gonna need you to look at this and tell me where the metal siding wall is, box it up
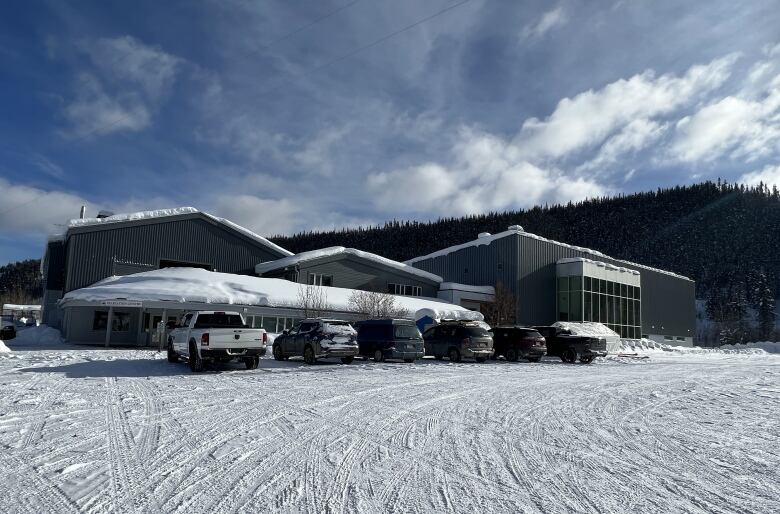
[410,235,519,299]
[518,237,581,325]
[298,256,439,297]
[64,215,286,292]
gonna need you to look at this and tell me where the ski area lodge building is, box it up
[41,208,696,346]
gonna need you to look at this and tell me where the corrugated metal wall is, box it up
[293,255,440,297]
[63,214,288,292]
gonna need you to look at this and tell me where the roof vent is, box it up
[477,232,491,238]
[508,225,524,231]
[97,210,115,219]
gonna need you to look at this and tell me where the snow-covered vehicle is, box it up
[272,318,358,365]
[167,311,267,372]
[534,326,607,364]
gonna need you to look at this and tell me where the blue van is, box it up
[356,319,425,363]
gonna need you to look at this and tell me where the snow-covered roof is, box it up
[255,246,443,283]
[406,227,691,281]
[61,207,292,256]
[557,257,641,276]
[60,268,478,322]
[439,283,496,295]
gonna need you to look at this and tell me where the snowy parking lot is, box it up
[0,343,778,514]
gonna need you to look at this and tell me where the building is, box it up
[41,207,293,332]
[255,246,443,298]
[407,225,696,345]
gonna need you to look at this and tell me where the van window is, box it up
[394,324,421,339]
[463,326,490,337]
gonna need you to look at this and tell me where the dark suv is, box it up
[491,326,547,362]
[273,319,359,365]
[1,316,16,340]
[356,319,424,363]
[533,326,607,364]
[422,321,494,362]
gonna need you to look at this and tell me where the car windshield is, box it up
[193,313,246,328]
[394,324,421,339]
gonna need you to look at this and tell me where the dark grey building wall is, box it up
[408,235,520,303]
[63,214,287,292]
[411,233,696,338]
[262,255,440,297]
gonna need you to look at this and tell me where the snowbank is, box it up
[0,340,9,353]
[12,326,64,346]
[619,339,780,356]
[61,268,481,322]
[255,246,442,282]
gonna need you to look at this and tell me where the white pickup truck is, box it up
[167,311,267,372]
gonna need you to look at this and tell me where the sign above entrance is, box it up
[100,300,142,308]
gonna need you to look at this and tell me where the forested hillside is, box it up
[0,259,43,306]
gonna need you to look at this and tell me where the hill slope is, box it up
[270,181,780,298]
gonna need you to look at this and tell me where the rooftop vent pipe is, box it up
[79,206,86,219]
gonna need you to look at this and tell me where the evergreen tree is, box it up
[752,270,776,341]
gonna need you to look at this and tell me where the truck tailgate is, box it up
[204,329,265,349]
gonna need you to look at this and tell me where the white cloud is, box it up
[579,119,667,172]
[367,128,607,216]
[0,178,96,235]
[522,6,569,39]
[29,154,65,179]
[62,36,181,138]
[515,53,739,160]
[209,195,301,236]
[740,164,780,188]
[670,47,780,164]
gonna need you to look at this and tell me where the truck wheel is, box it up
[273,344,284,361]
[167,340,178,363]
[475,356,487,363]
[373,350,384,362]
[506,348,519,362]
[579,355,594,364]
[189,343,204,372]
[404,358,414,363]
[303,345,316,365]
[245,357,259,369]
[563,348,578,363]
[340,356,354,364]
[448,348,461,363]
[527,356,542,363]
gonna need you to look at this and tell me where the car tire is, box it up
[189,343,204,372]
[475,356,487,363]
[404,358,414,363]
[527,356,542,363]
[564,348,578,363]
[340,356,354,364]
[373,349,384,362]
[245,357,259,370]
[579,355,594,364]
[434,355,444,360]
[448,348,461,363]
[506,348,519,362]
[303,345,316,365]
[167,340,178,363]
[273,344,284,361]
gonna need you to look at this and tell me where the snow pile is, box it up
[553,321,622,353]
[620,339,779,356]
[12,326,64,346]
[63,207,292,256]
[0,340,10,353]
[2,304,41,311]
[61,267,482,322]
[255,246,442,282]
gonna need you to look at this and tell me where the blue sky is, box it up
[1,0,779,264]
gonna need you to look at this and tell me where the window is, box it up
[112,312,130,332]
[388,283,422,296]
[284,270,299,282]
[252,317,263,329]
[93,311,108,331]
[308,273,333,286]
[676,336,685,341]
[584,276,592,291]
[664,335,674,341]
[194,313,246,329]
[261,316,277,333]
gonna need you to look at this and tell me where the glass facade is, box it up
[557,275,641,339]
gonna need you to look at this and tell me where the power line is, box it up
[264,0,362,48]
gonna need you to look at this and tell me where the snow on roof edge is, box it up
[406,228,692,282]
[60,207,292,256]
[255,246,442,282]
